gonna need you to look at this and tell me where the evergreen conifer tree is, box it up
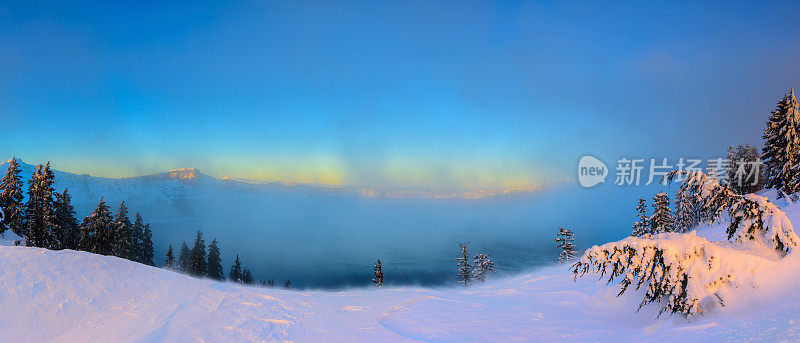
[206,238,224,280]
[229,254,243,282]
[673,189,699,233]
[112,202,133,259]
[0,157,25,236]
[372,259,384,287]
[740,144,765,194]
[650,192,674,233]
[762,89,800,199]
[241,267,254,284]
[129,212,144,262]
[164,244,175,269]
[127,213,153,265]
[78,198,115,255]
[53,188,80,250]
[456,242,472,287]
[283,278,292,288]
[136,214,154,266]
[631,197,650,236]
[472,253,495,282]
[177,241,190,272]
[726,143,765,195]
[555,228,576,263]
[186,230,207,277]
[24,163,58,249]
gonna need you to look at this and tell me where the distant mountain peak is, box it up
[4,156,21,165]
[163,168,202,180]
[137,167,206,183]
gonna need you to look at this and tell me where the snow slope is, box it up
[3,225,800,340]
[2,189,800,342]
[1,244,799,342]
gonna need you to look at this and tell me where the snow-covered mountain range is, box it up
[0,157,544,219]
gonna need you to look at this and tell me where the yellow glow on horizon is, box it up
[31,155,551,189]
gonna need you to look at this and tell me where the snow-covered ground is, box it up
[2,191,800,342]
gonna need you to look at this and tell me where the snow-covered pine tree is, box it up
[142,224,155,265]
[78,198,116,255]
[456,242,472,287]
[164,244,175,269]
[725,145,736,188]
[631,197,650,236]
[740,143,765,194]
[177,241,190,272]
[555,228,576,263]
[0,205,5,235]
[372,259,383,287]
[206,238,224,280]
[673,188,699,233]
[727,143,764,195]
[241,267,254,284]
[53,188,80,250]
[0,157,25,236]
[186,230,207,277]
[650,192,673,233]
[762,89,800,199]
[24,163,59,249]
[573,233,749,317]
[472,253,494,282]
[133,213,154,265]
[670,170,799,252]
[130,212,144,262]
[229,254,243,282]
[573,170,800,317]
[112,202,134,259]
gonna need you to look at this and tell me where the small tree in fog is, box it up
[472,254,494,282]
[164,244,175,269]
[177,241,190,272]
[186,230,207,277]
[206,238,224,280]
[284,278,292,289]
[456,242,472,287]
[229,254,243,282]
[372,259,384,287]
[555,228,576,263]
[241,267,254,284]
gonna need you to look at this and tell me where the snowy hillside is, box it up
[2,192,800,341]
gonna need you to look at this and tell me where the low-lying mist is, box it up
[148,184,637,289]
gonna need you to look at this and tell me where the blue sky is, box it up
[1,1,799,188]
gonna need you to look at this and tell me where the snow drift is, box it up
[2,236,800,342]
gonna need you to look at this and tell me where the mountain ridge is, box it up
[0,157,546,203]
